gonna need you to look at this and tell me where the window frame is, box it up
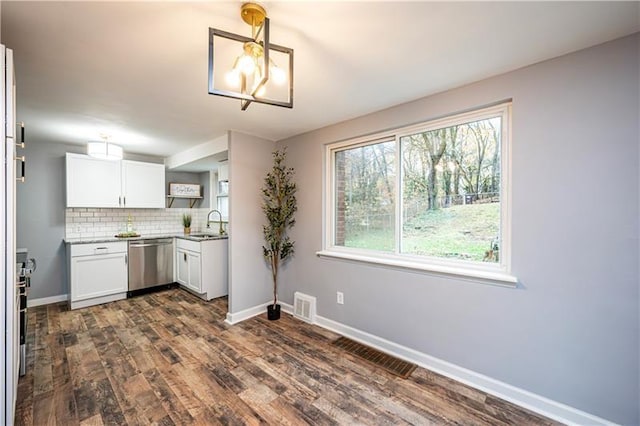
[319,102,516,287]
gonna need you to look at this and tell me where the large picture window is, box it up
[324,103,514,284]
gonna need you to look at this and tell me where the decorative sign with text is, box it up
[168,183,201,197]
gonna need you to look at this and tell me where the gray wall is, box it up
[17,141,80,300]
[17,141,167,300]
[227,131,275,314]
[277,34,639,424]
[165,171,210,209]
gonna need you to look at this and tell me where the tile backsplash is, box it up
[65,208,215,239]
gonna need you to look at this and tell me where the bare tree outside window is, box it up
[334,141,395,252]
[401,117,501,262]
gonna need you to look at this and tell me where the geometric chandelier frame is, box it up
[208,14,294,111]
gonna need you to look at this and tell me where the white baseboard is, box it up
[228,300,614,426]
[27,294,68,308]
[225,301,295,325]
[280,301,294,315]
[313,315,615,426]
[225,301,272,325]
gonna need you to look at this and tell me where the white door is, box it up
[176,249,189,286]
[70,253,127,301]
[188,252,201,292]
[121,160,165,208]
[66,153,121,208]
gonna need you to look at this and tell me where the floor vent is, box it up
[293,292,316,323]
[332,336,417,379]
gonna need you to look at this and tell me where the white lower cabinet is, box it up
[175,238,227,300]
[176,246,201,293]
[68,242,128,309]
[67,237,227,309]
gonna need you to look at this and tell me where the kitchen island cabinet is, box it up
[175,237,227,300]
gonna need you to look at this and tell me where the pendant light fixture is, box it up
[87,134,123,160]
[208,3,293,110]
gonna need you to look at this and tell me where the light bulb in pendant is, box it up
[237,54,255,76]
[225,69,241,88]
[270,65,286,85]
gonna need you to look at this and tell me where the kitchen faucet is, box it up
[206,209,225,235]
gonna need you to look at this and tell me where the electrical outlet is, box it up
[337,291,344,305]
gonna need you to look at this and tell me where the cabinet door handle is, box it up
[18,121,24,144]
[125,254,128,265]
[123,196,126,206]
[119,196,122,207]
[15,155,25,183]
[183,253,187,262]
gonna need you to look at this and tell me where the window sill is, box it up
[316,250,518,288]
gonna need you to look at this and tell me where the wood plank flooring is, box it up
[16,288,562,425]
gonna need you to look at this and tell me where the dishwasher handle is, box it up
[129,240,173,249]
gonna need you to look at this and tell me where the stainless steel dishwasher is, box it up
[128,238,174,295]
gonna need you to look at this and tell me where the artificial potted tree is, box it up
[182,213,192,234]
[262,149,297,320]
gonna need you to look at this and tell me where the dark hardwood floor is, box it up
[16,288,561,425]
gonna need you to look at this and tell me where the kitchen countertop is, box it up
[64,232,228,245]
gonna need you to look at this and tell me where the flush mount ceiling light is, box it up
[87,134,123,160]
[208,3,293,111]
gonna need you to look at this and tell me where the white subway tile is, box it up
[64,207,226,239]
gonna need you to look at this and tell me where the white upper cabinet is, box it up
[66,153,165,208]
[66,153,122,208]
[122,160,165,208]
[217,162,229,182]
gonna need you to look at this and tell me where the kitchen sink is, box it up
[188,233,223,240]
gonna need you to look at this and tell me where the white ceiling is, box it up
[2,1,638,158]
